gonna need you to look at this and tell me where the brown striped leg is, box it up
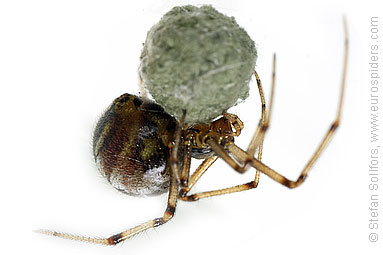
[244,56,276,165]
[179,139,258,201]
[207,19,348,189]
[179,156,219,199]
[240,68,272,186]
[251,69,267,187]
[246,69,267,158]
[226,114,340,189]
[35,173,179,245]
[181,180,258,201]
[180,144,192,187]
[169,110,186,183]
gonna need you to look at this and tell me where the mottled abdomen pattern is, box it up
[93,94,177,196]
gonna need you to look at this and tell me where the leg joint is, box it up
[330,121,340,132]
[107,233,123,245]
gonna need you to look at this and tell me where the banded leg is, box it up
[250,70,268,186]
[169,110,186,183]
[201,19,349,189]
[179,156,218,199]
[180,140,259,201]
[239,62,276,184]
[181,179,258,201]
[246,69,267,157]
[245,55,276,164]
[36,173,179,245]
[179,144,192,187]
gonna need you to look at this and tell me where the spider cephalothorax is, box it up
[184,112,243,159]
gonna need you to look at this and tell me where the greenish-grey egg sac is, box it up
[139,5,257,123]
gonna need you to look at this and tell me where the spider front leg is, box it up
[107,173,179,245]
[36,171,179,245]
[179,139,262,201]
[215,19,349,189]
[179,144,192,187]
[247,59,275,159]
[179,156,218,200]
[234,59,276,184]
[169,110,186,184]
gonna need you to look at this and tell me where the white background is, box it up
[0,0,379,254]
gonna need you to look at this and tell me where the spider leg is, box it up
[237,61,276,184]
[36,171,179,245]
[169,110,186,184]
[179,139,258,201]
[179,155,218,199]
[244,55,276,165]
[250,69,267,187]
[246,69,267,157]
[181,180,257,201]
[178,148,257,201]
[179,144,192,187]
[218,19,349,189]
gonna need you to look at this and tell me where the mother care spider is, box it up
[37,21,348,245]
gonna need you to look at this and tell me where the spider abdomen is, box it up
[93,93,177,196]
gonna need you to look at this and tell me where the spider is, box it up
[37,20,348,245]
